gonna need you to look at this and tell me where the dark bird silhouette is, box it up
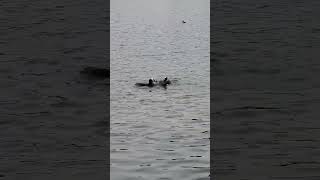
[159,77,171,86]
[135,79,155,87]
[182,20,186,23]
[135,77,171,88]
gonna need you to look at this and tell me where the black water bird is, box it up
[159,77,171,86]
[136,77,171,88]
[135,79,156,87]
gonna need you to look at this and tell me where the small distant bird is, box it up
[182,20,186,23]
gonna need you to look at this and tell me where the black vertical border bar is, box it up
[210,0,214,179]
[107,0,111,178]
[210,0,320,179]
[0,0,110,179]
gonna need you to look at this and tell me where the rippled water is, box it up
[1,0,108,179]
[213,0,320,179]
[110,0,210,179]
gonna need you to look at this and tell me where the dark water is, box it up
[111,0,210,179]
[0,0,108,179]
[213,0,320,179]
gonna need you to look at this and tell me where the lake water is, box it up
[1,0,108,179]
[110,0,210,179]
[213,0,320,179]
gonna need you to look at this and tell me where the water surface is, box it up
[111,0,210,179]
[213,0,320,179]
